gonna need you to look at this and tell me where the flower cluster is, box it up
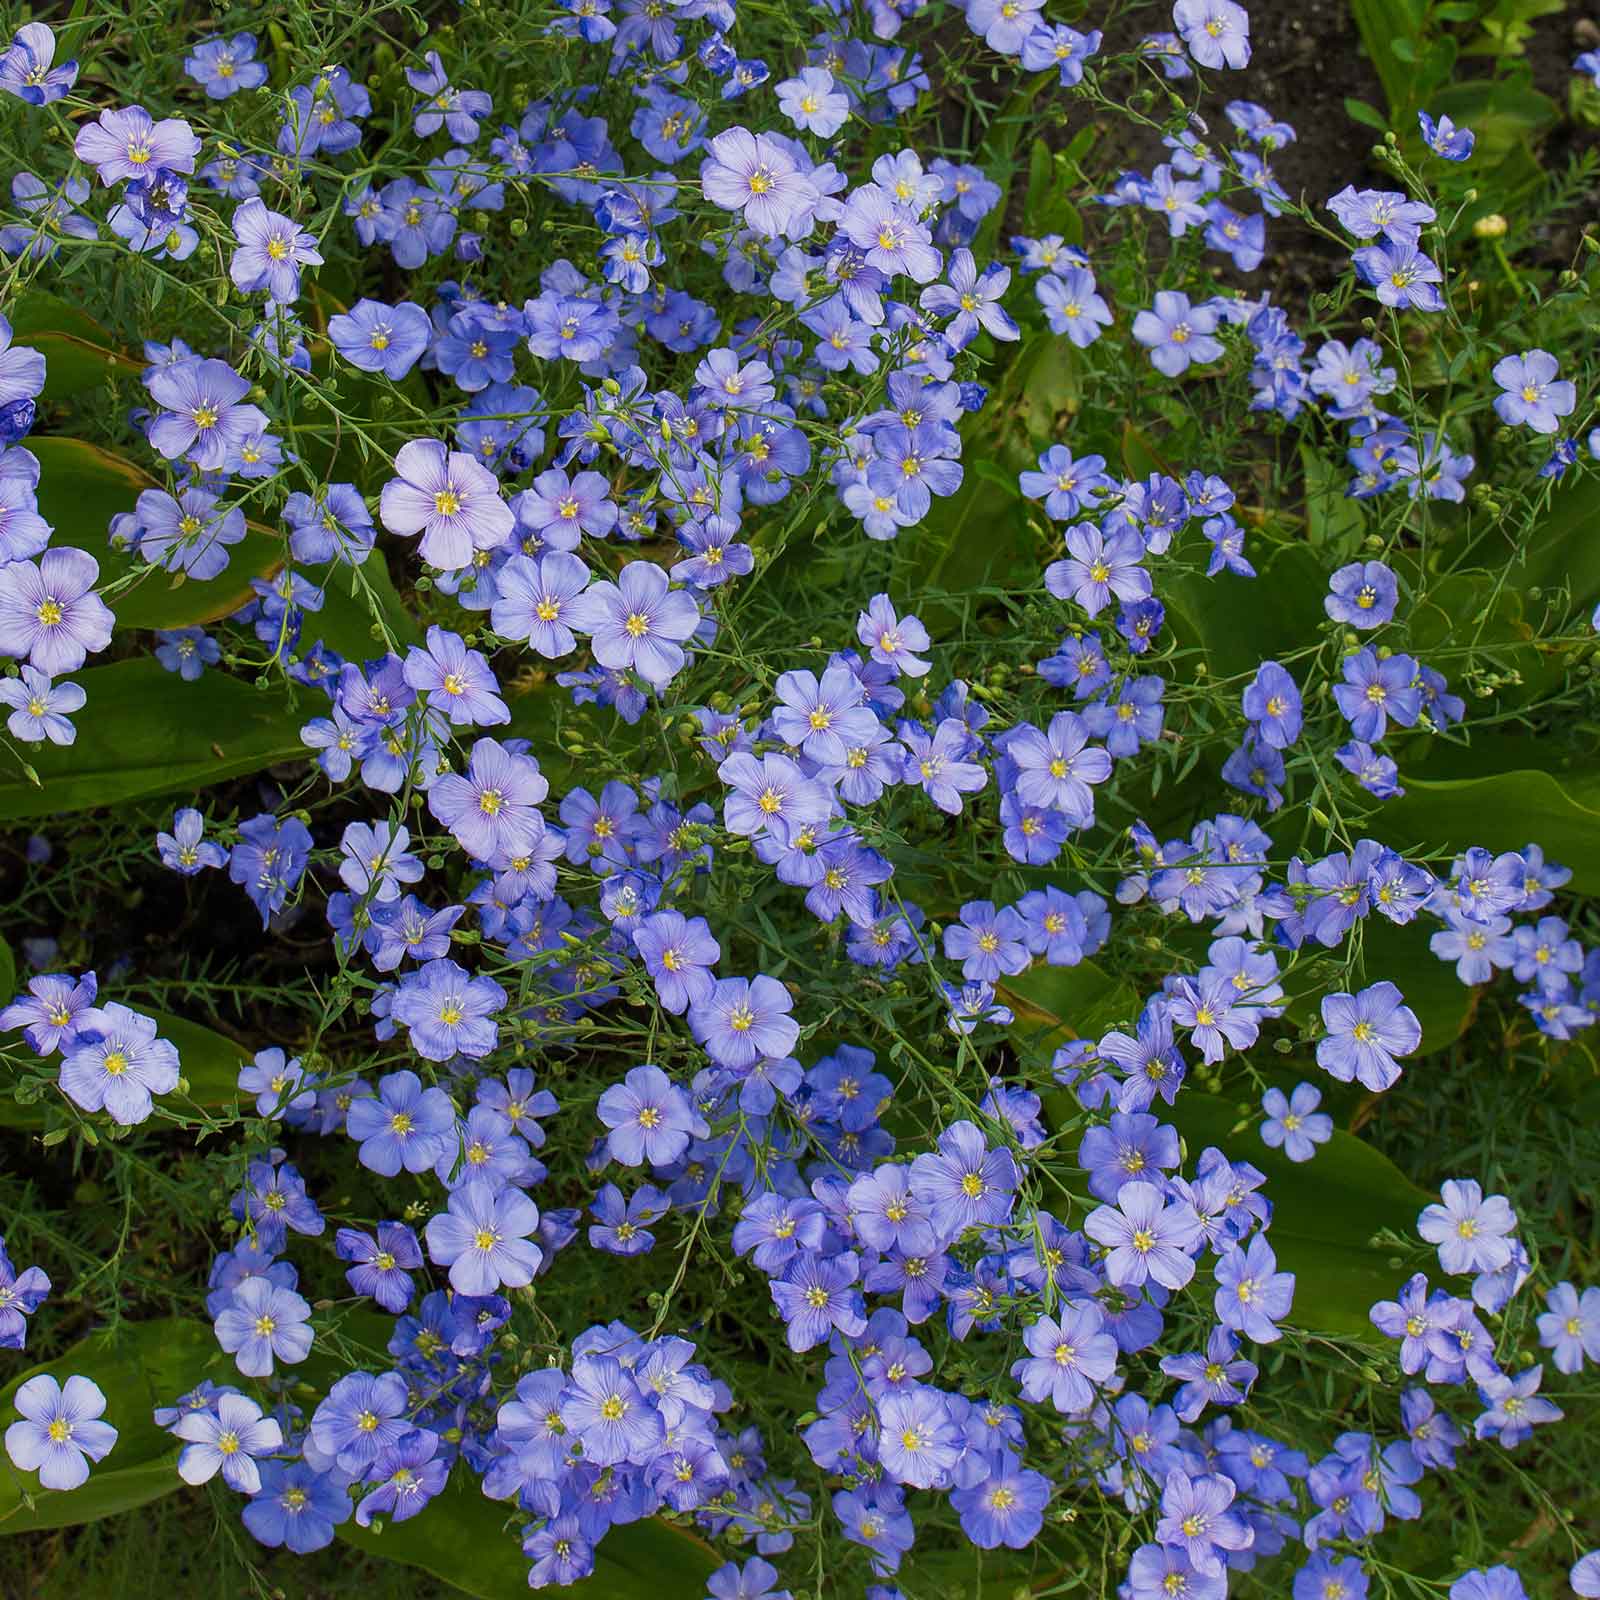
[1,2,1598,1599]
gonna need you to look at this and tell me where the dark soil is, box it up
[1240,1,1388,208]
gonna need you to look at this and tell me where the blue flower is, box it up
[327,298,432,380]
[1214,1236,1296,1342]
[596,1063,700,1166]
[346,1069,456,1176]
[1474,1366,1562,1448]
[1155,1468,1255,1575]
[1418,1177,1518,1276]
[0,1237,49,1349]
[1353,239,1445,311]
[1333,648,1422,742]
[1259,1083,1332,1162]
[356,1428,450,1526]
[560,1353,664,1465]
[588,1182,666,1255]
[336,1221,423,1313]
[769,1249,866,1351]
[876,1384,963,1488]
[153,626,221,680]
[1316,982,1421,1091]
[1085,1180,1202,1291]
[228,812,313,928]
[213,1277,313,1377]
[1420,110,1475,159]
[1536,1281,1600,1374]
[173,1392,281,1493]
[425,1177,542,1294]
[1128,1544,1225,1600]
[908,1120,1019,1242]
[705,1557,790,1600]
[1011,1302,1118,1413]
[1325,559,1399,627]
[1449,1570,1529,1600]
[688,974,799,1070]
[390,958,505,1062]
[0,23,77,104]
[4,1374,115,1490]
[1492,349,1576,434]
[1242,660,1303,748]
[242,1460,350,1553]
[1132,290,1223,375]
[943,901,1030,982]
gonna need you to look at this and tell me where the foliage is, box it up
[0,2,1599,1600]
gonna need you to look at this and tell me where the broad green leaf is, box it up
[899,469,1034,633]
[1021,137,1080,241]
[1356,918,1476,1055]
[0,934,13,1013]
[1164,544,1326,682]
[1044,1086,1431,1338]
[0,657,306,821]
[337,1470,722,1600]
[7,291,143,401]
[1119,420,1170,482]
[1010,332,1080,449]
[1299,443,1366,554]
[1279,918,1476,1060]
[1519,473,1600,611]
[1,1006,250,1129]
[1164,1090,1433,1336]
[1368,765,1600,895]
[0,1318,221,1533]
[30,437,282,631]
[28,437,417,650]
[305,545,424,660]
[1023,138,1052,234]
[1000,958,1138,1062]
[1343,97,1389,132]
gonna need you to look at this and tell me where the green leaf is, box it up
[1119,421,1170,482]
[0,1318,221,1534]
[1159,1090,1433,1336]
[0,1005,250,1129]
[1518,474,1600,611]
[28,437,417,649]
[1367,765,1600,895]
[1279,916,1475,1060]
[0,657,306,821]
[899,469,1034,633]
[1020,137,1080,240]
[1011,332,1080,449]
[29,438,284,632]
[7,291,142,401]
[337,1472,722,1600]
[1343,97,1390,134]
[1164,544,1327,682]
[1299,444,1366,554]
[304,544,424,659]
[0,933,14,1011]
[1359,918,1476,1055]
[1000,959,1138,1064]
[1348,0,1427,116]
